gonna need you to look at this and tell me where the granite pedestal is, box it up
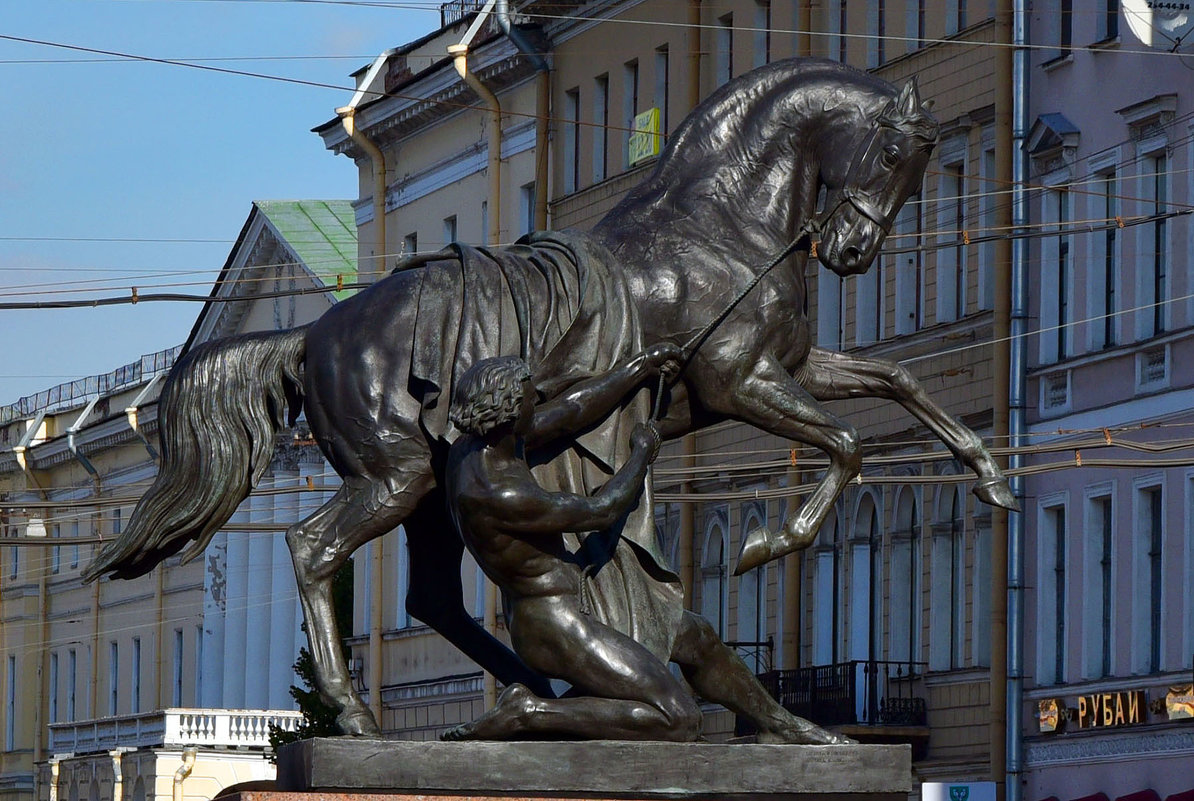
[266,739,912,801]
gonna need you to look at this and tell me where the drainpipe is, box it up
[1006,0,1029,798]
[336,49,396,280]
[493,0,551,229]
[172,747,196,801]
[449,44,502,247]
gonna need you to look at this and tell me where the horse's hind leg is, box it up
[403,503,556,699]
[796,346,1018,511]
[286,471,433,736]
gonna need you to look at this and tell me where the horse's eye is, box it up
[881,147,901,168]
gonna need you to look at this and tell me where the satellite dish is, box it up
[1123,0,1194,50]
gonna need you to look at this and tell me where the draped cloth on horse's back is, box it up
[404,230,683,662]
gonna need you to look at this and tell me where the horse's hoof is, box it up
[974,477,1019,512]
[734,527,774,575]
[336,708,382,737]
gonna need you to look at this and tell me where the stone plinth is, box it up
[273,739,912,800]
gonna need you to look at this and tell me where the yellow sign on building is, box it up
[629,107,662,166]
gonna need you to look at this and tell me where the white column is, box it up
[200,532,228,707]
[245,480,274,708]
[222,506,250,709]
[269,468,300,709]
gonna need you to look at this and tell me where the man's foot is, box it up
[756,716,856,745]
[441,684,538,741]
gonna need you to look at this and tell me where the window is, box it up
[1084,493,1114,677]
[978,144,996,311]
[937,165,966,323]
[519,182,536,236]
[1148,154,1168,336]
[700,514,728,637]
[905,0,926,52]
[396,526,410,629]
[716,14,734,86]
[564,88,580,194]
[1057,0,1073,58]
[71,520,80,569]
[1093,170,1118,348]
[52,522,61,574]
[593,74,609,183]
[50,652,59,723]
[109,642,119,715]
[849,496,882,665]
[623,59,639,169]
[111,508,122,536]
[813,514,843,665]
[929,487,966,670]
[402,232,417,257]
[654,47,670,134]
[8,545,16,579]
[753,1,771,67]
[889,488,921,670]
[1039,188,1072,362]
[132,636,142,713]
[947,0,965,35]
[442,216,457,246]
[1039,503,1067,684]
[1132,483,1164,674]
[818,260,845,348]
[837,1,849,61]
[1098,0,1119,41]
[867,0,886,68]
[5,656,14,750]
[856,257,882,346]
[480,201,489,246]
[67,649,77,720]
[894,196,923,334]
[173,629,184,706]
[736,504,768,673]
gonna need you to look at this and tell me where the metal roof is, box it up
[255,200,358,300]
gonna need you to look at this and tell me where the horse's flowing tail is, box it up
[83,326,309,582]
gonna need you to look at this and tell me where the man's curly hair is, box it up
[450,356,533,436]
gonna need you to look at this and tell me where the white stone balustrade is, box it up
[49,708,303,754]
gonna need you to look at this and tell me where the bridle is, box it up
[648,117,920,422]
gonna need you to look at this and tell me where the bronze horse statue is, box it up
[86,58,1016,736]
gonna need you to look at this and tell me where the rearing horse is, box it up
[85,58,1015,736]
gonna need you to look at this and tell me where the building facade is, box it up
[1018,3,1194,799]
[0,201,358,801]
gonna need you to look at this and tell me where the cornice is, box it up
[1024,727,1194,766]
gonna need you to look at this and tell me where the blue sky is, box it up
[0,0,434,405]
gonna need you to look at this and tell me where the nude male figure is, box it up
[442,348,851,744]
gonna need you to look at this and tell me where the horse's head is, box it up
[816,78,938,276]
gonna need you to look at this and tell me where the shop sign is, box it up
[629,107,662,166]
[924,782,996,801]
[1038,698,1063,733]
[1077,690,1146,729]
[1167,685,1194,720]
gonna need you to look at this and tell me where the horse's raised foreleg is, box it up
[403,503,556,699]
[796,346,1018,511]
[286,471,433,736]
[728,357,862,575]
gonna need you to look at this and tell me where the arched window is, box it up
[930,484,966,670]
[889,487,921,671]
[812,511,843,666]
[700,512,729,637]
[736,503,768,672]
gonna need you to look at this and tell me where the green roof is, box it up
[255,200,358,300]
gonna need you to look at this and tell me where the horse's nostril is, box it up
[843,246,862,266]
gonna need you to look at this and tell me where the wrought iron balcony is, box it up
[737,660,928,743]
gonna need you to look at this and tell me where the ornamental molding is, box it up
[1024,728,1194,766]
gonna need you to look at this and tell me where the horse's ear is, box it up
[898,78,922,116]
[821,87,849,113]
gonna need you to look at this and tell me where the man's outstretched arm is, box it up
[526,343,681,450]
[486,423,661,535]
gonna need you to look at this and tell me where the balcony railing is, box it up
[49,708,303,754]
[738,660,928,735]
